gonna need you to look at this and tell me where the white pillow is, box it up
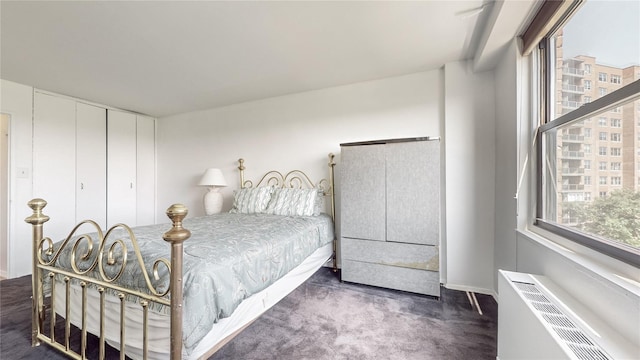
[264,188,318,216]
[229,186,273,214]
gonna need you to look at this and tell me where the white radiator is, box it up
[497,270,636,360]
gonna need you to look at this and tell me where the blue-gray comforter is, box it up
[49,212,334,352]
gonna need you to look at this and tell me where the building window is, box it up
[534,0,640,266]
[611,133,621,142]
[611,118,621,127]
[585,192,591,201]
[598,161,607,170]
[584,128,592,137]
[598,147,607,156]
[584,159,591,170]
[598,117,607,126]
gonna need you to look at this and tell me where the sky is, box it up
[562,0,640,68]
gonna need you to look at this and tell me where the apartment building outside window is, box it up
[535,0,640,266]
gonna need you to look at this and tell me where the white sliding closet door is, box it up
[33,92,77,241]
[76,103,107,228]
[107,110,137,227]
[136,115,155,226]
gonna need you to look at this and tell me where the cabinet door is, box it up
[386,141,440,245]
[136,115,155,226]
[76,103,106,228]
[107,110,137,227]
[340,144,386,241]
[33,92,76,241]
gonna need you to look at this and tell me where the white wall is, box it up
[158,67,498,294]
[492,40,519,292]
[443,62,496,294]
[1,79,34,278]
[157,71,442,218]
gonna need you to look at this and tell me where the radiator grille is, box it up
[513,281,611,360]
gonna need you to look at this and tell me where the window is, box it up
[598,147,607,156]
[534,0,640,266]
[598,117,607,126]
[611,133,621,142]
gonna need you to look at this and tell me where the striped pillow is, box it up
[229,186,274,214]
[264,188,318,216]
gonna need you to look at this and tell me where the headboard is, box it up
[237,153,336,221]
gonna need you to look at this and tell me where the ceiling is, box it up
[1,1,537,118]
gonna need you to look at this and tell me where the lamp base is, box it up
[203,188,223,215]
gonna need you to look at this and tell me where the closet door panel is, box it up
[33,92,76,241]
[340,145,386,242]
[76,103,106,228]
[386,141,440,246]
[107,110,137,227]
[136,115,155,226]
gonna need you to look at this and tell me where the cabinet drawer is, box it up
[341,237,438,271]
[342,260,440,296]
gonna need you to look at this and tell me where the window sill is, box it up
[518,226,640,297]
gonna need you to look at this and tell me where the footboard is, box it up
[25,199,190,360]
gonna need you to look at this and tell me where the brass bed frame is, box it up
[25,154,336,360]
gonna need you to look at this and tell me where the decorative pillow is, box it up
[313,189,325,216]
[264,188,318,216]
[229,186,273,214]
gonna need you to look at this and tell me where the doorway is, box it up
[1,113,9,279]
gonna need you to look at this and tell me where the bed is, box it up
[25,154,336,360]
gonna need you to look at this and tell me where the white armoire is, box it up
[339,137,441,296]
[33,91,156,241]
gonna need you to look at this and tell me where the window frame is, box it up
[535,37,640,267]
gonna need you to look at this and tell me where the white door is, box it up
[107,110,137,227]
[136,115,155,226]
[76,103,107,228]
[33,92,77,241]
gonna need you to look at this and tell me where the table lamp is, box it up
[198,168,227,215]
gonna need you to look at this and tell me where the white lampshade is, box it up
[198,168,227,187]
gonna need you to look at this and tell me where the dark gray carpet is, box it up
[1,268,497,359]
